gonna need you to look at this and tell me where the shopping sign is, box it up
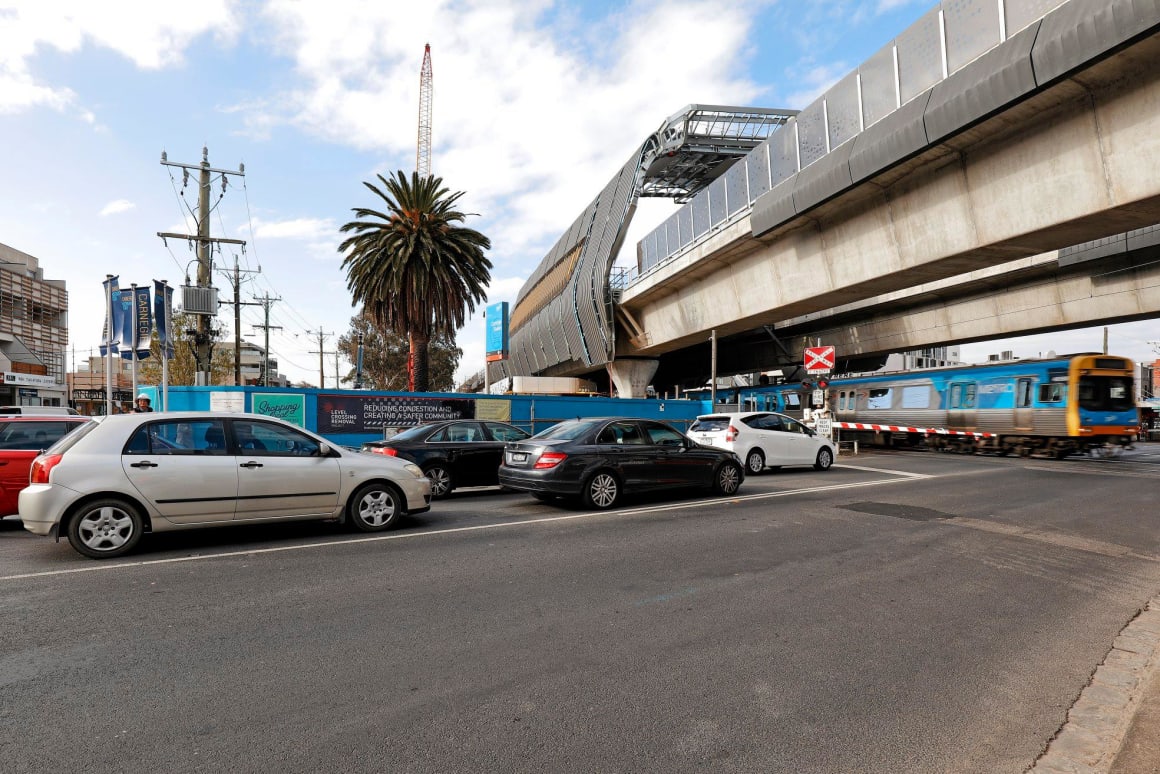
[804,345,835,374]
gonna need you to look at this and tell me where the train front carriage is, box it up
[1067,355,1137,449]
[714,353,1136,458]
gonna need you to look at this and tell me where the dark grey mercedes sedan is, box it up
[497,417,744,509]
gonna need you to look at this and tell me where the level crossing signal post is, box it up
[803,345,835,440]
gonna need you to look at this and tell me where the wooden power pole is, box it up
[158,147,245,385]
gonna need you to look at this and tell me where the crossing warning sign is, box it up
[804,345,835,374]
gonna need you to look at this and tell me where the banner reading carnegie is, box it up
[316,394,476,434]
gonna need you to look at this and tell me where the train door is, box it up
[781,390,804,420]
[1015,377,1035,431]
[947,381,977,430]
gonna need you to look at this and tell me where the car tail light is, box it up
[726,425,739,442]
[30,453,63,484]
[372,447,399,456]
[534,451,567,469]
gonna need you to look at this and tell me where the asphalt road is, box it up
[3,446,1160,773]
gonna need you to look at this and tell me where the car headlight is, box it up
[403,463,424,479]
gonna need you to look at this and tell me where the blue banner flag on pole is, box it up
[118,289,135,359]
[130,285,152,360]
[153,280,174,360]
[100,276,121,357]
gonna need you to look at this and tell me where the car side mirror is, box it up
[318,442,332,456]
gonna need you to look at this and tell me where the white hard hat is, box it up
[136,393,151,401]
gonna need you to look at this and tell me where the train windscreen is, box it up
[1078,376,1134,412]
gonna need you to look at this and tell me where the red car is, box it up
[0,416,89,516]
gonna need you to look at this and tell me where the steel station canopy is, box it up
[637,104,797,202]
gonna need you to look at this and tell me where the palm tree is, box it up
[339,171,491,392]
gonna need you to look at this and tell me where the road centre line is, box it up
[0,473,934,583]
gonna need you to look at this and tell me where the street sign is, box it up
[804,345,835,374]
[812,389,825,405]
[815,416,832,438]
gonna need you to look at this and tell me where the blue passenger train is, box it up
[695,354,1137,458]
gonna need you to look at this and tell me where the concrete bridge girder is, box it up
[617,36,1160,359]
[776,249,1160,362]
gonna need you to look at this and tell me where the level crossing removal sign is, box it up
[804,345,835,374]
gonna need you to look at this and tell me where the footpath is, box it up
[1031,599,1160,773]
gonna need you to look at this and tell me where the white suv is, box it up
[689,411,836,474]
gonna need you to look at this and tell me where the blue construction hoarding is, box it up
[151,386,711,447]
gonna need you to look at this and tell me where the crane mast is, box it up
[417,43,433,178]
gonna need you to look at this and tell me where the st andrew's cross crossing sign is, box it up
[804,345,835,374]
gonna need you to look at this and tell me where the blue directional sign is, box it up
[485,302,509,361]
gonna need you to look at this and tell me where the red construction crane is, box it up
[417,43,433,179]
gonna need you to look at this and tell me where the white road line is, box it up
[834,463,933,479]
[0,473,935,582]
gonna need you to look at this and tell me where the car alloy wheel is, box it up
[67,498,144,559]
[745,448,765,474]
[713,462,742,496]
[349,482,402,532]
[814,448,834,471]
[423,464,453,499]
[583,471,620,509]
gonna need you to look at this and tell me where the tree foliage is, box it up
[336,314,460,392]
[339,171,491,392]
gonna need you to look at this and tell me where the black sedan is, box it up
[362,420,530,498]
[497,417,744,509]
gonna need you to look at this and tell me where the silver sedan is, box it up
[20,412,432,559]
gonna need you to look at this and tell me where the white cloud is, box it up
[875,0,920,13]
[252,216,335,241]
[782,61,853,110]
[99,199,135,216]
[244,1,762,262]
[0,1,240,116]
[483,276,528,306]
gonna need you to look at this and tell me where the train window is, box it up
[901,385,929,409]
[1038,383,1065,403]
[1079,376,1134,412]
[783,393,801,409]
[867,388,892,409]
[1016,379,1033,408]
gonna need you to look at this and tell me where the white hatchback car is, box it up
[20,412,432,559]
[688,411,837,474]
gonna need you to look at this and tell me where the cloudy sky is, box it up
[1,0,1155,389]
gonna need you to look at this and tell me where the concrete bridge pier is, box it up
[607,357,659,399]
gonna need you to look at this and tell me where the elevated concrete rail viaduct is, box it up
[501,0,1160,396]
[620,0,1160,393]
